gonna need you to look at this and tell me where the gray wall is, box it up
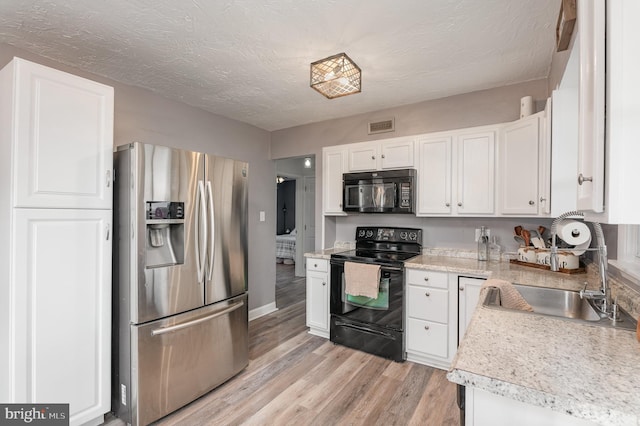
[0,43,276,312]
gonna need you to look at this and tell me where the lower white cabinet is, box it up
[306,257,330,338]
[458,276,485,342]
[1,208,112,426]
[405,269,457,369]
[465,388,598,426]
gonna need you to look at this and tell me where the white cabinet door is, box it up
[498,115,540,215]
[456,131,495,215]
[306,258,329,337]
[306,258,329,338]
[458,276,485,342]
[380,138,414,169]
[576,1,605,213]
[538,101,551,215]
[5,58,114,209]
[322,147,347,215]
[348,138,414,171]
[348,143,378,171]
[10,208,111,425]
[417,136,452,215]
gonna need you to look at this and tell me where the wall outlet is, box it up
[475,228,491,242]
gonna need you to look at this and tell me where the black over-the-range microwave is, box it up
[342,169,416,213]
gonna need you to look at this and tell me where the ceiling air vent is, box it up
[368,118,395,135]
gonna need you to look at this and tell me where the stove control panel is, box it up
[355,227,422,244]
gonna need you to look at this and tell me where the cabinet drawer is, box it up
[407,285,448,323]
[406,318,449,359]
[406,269,448,289]
[306,258,328,273]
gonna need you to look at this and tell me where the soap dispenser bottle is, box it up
[477,226,489,261]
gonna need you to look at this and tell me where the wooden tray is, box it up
[509,258,586,274]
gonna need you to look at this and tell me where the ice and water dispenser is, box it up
[145,201,185,268]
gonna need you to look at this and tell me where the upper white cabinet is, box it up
[498,114,541,215]
[417,128,496,216]
[417,135,452,214]
[1,57,114,209]
[576,0,606,214]
[322,146,347,215]
[569,2,640,224]
[348,137,414,171]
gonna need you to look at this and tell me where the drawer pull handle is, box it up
[322,282,326,286]
[423,277,429,282]
[314,264,317,267]
[529,200,535,205]
[425,292,430,297]
[424,325,430,331]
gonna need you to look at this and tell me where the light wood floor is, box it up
[106,264,459,425]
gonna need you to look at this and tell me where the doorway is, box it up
[275,155,316,277]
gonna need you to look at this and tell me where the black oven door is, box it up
[329,259,405,361]
[330,260,403,330]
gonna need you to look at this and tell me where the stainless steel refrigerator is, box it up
[112,142,249,426]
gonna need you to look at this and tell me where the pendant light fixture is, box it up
[310,52,361,99]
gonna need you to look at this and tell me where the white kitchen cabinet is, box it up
[348,137,414,171]
[578,1,640,224]
[465,388,598,426]
[405,269,457,370]
[457,130,495,215]
[0,57,113,426]
[322,146,347,215]
[1,57,114,210]
[8,209,111,425]
[416,128,496,216]
[416,135,452,214]
[498,114,541,215]
[538,98,551,215]
[576,1,606,215]
[458,276,485,342]
[306,257,330,338]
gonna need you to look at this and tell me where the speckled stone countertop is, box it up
[406,254,640,425]
[303,247,349,260]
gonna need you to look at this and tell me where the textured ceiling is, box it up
[0,0,560,131]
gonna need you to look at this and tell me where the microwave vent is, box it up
[368,118,395,135]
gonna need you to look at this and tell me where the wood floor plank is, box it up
[409,369,460,426]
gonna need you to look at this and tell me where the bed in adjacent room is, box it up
[276,229,296,264]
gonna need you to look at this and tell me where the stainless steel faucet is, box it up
[549,211,612,314]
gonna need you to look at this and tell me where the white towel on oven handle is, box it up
[344,261,381,299]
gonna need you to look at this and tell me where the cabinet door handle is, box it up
[381,154,385,159]
[424,325,430,331]
[106,224,110,241]
[371,155,376,160]
[578,174,593,185]
[540,197,547,202]
[314,263,318,268]
[106,170,111,188]
[322,282,326,286]
[458,202,462,207]
[459,286,464,291]
[445,202,450,207]
[425,292,430,297]
[529,200,535,205]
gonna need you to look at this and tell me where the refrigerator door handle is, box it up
[206,180,215,281]
[195,180,207,283]
[150,300,245,336]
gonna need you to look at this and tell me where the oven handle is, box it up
[334,320,396,339]
[330,260,404,273]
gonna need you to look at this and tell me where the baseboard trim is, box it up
[249,302,278,321]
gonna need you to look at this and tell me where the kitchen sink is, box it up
[482,283,637,331]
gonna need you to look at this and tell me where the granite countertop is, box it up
[304,247,349,259]
[406,254,640,425]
